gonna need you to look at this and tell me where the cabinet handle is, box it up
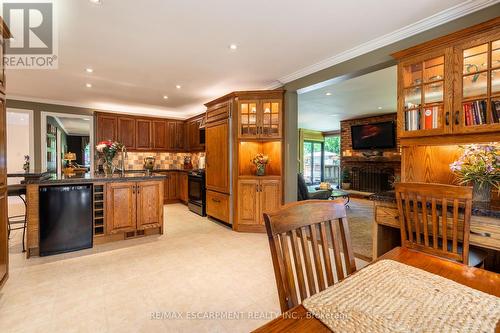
[212,198,221,203]
[132,186,136,194]
[454,111,460,125]
[445,112,450,126]
[470,230,491,238]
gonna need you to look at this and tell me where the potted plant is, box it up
[450,143,499,203]
[251,153,269,176]
[96,140,123,176]
[341,167,351,190]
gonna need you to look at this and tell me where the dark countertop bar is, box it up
[370,191,500,219]
[24,172,167,185]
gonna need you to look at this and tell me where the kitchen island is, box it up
[24,172,166,258]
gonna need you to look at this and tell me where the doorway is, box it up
[303,140,324,185]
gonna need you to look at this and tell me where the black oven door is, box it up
[188,176,204,205]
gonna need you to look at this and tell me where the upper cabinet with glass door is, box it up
[399,50,450,138]
[238,99,282,139]
[454,31,500,133]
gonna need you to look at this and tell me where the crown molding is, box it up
[6,95,191,120]
[277,0,498,85]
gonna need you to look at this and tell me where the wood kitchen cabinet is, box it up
[205,120,229,193]
[136,119,152,149]
[136,181,163,230]
[117,117,136,149]
[238,99,282,139]
[152,120,167,149]
[179,172,188,203]
[106,182,137,234]
[106,180,163,234]
[95,112,206,152]
[167,121,185,151]
[237,178,281,227]
[393,18,500,143]
[186,114,205,151]
[96,114,117,142]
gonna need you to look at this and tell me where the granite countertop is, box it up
[370,191,500,219]
[25,172,167,185]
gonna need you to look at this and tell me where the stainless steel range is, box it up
[188,170,206,216]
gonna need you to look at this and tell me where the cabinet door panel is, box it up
[106,182,136,234]
[96,114,117,142]
[137,181,163,230]
[179,172,188,203]
[260,180,281,225]
[206,190,230,223]
[153,120,167,150]
[0,98,5,188]
[238,179,259,225]
[168,172,179,199]
[136,119,152,149]
[175,122,185,150]
[117,117,136,149]
[166,121,177,150]
[206,121,229,193]
[0,188,8,286]
[260,99,282,139]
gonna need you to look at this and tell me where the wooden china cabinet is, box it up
[395,18,500,143]
[204,90,284,232]
[0,18,11,289]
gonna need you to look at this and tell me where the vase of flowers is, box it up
[252,153,269,176]
[23,155,30,173]
[96,140,123,176]
[450,143,499,204]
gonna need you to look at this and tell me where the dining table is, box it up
[252,247,500,333]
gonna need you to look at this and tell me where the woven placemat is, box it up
[303,260,500,333]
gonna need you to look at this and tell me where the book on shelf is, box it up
[405,110,420,131]
[463,100,488,126]
[493,100,500,123]
[423,107,439,129]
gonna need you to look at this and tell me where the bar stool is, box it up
[7,184,27,252]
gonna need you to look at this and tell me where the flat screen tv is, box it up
[351,121,396,150]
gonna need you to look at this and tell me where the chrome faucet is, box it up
[118,145,128,177]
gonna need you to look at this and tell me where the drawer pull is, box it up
[470,231,491,238]
[212,198,221,203]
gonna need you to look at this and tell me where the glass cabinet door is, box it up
[238,100,259,138]
[260,100,281,138]
[400,54,446,137]
[456,34,500,133]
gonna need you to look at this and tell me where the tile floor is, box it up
[0,203,368,333]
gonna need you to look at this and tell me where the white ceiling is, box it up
[3,0,492,119]
[298,66,397,131]
[55,116,91,136]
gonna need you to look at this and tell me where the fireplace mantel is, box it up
[342,155,401,163]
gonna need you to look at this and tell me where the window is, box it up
[323,136,341,187]
[303,141,324,185]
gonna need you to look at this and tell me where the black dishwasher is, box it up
[39,184,93,256]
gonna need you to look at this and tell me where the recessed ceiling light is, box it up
[86,83,92,88]
[85,68,94,73]
[377,106,383,110]
[229,44,238,50]
[89,0,102,4]
[163,95,169,100]
[325,92,332,96]
[175,85,181,89]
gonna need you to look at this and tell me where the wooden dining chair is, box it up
[395,182,487,267]
[263,199,356,313]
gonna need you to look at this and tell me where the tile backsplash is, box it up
[97,152,205,171]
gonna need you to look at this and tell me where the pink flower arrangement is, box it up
[96,140,123,164]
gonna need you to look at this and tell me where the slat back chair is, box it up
[263,199,356,313]
[395,182,473,264]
